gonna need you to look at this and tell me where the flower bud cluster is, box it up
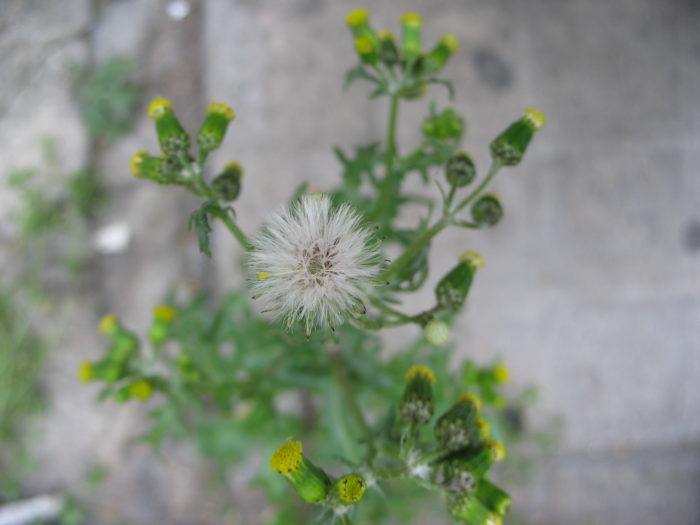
[130,97,242,202]
[345,9,460,99]
[79,305,177,403]
[394,366,511,524]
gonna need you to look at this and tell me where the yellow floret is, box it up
[337,474,366,504]
[147,97,174,119]
[129,380,153,401]
[475,417,490,438]
[458,250,484,269]
[486,439,506,462]
[457,392,482,413]
[78,360,94,383]
[401,12,422,26]
[441,33,459,54]
[130,151,148,178]
[346,8,369,27]
[354,36,374,55]
[493,363,510,383]
[378,29,395,41]
[405,365,437,385]
[523,108,546,130]
[153,304,177,323]
[206,102,235,122]
[270,439,303,474]
[98,314,119,335]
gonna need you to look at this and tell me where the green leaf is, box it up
[187,199,218,258]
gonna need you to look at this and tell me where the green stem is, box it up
[211,207,252,251]
[379,217,448,283]
[369,297,411,321]
[372,94,400,225]
[330,351,376,463]
[453,160,502,215]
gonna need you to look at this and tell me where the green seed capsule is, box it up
[445,151,476,187]
[400,365,436,424]
[471,194,503,226]
[490,108,546,166]
[435,251,483,309]
[197,102,235,153]
[212,161,243,201]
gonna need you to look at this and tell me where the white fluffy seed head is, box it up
[247,194,382,335]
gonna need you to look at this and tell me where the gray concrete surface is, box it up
[1,0,698,524]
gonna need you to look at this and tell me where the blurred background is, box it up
[0,0,698,524]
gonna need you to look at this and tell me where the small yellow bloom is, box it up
[441,33,459,54]
[206,101,235,122]
[270,439,303,474]
[98,314,119,335]
[78,360,94,383]
[405,365,437,385]
[153,304,177,323]
[378,29,395,41]
[129,151,148,178]
[475,417,490,438]
[346,8,369,27]
[523,108,546,130]
[354,36,374,55]
[458,250,484,269]
[335,474,366,504]
[401,12,422,27]
[457,392,482,413]
[147,97,174,119]
[129,380,153,401]
[486,439,506,462]
[493,363,510,383]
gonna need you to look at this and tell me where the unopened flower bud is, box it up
[147,97,190,155]
[475,479,511,517]
[445,151,476,187]
[490,108,546,166]
[400,12,423,59]
[448,494,500,525]
[78,360,94,383]
[270,439,331,503]
[435,251,483,309]
[492,363,509,384]
[331,474,367,506]
[346,8,377,41]
[98,313,120,336]
[435,392,482,449]
[354,36,378,65]
[424,33,459,74]
[149,306,175,346]
[400,365,436,425]
[212,161,243,201]
[129,379,153,401]
[130,151,184,184]
[422,108,464,140]
[471,194,503,226]
[401,82,428,100]
[447,440,505,486]
[378,30,400,67]
[197,102,235,153]
[424,319,450,346]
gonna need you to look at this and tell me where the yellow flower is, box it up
[98,314,119,335]
[147,96,174,119]
[205,101,235,122]
[345,8,369,28]
[405,365,436,384]
[270,439,304,474]
[129,380,153,401]
[78,360,94,383]
[153,304,177,323]
[493,363,510,383]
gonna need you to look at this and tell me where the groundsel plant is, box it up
[249,194,383,337]
[83,8,546,525]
